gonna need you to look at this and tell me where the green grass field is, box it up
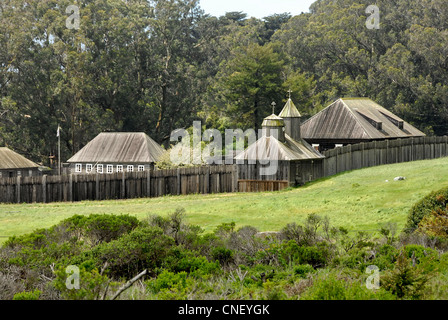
[1,157,448,245]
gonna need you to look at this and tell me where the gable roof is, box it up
[0,147,40,170]
[67,132,164,164]
[301,98,426,141]
[234,134,324,162]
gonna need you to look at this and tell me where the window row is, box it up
[75,164,146,174]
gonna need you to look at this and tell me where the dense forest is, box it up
[1,0,447,166]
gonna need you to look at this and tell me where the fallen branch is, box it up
[111,269,147,301]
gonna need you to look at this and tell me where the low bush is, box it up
[71,226,175,279]
[299,270,395,300]
[405,186,448,233]
[12,289,42,300]
[381,249,431,299]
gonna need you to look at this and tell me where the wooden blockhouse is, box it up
[0,147,42,178]
[301,98,426,151]
[67,132,164,174]
[235,98,325,190]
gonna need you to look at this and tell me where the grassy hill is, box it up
[1,157,448,245]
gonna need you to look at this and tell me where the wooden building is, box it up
[301,98,426,151]
[0,147,41,178]
[67,132,164,174]
[235,98,325,190]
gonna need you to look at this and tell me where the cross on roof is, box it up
[271,101,276,114]
[287,89,292,100]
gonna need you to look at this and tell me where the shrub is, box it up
[371,244,399,271]
[72,226,175,279]
[297,243,332,268]
[53,265,114,300]
[381,250,431,299]
[161,246,220,276]
[12,289,41,300]
[294,264,315,278]
[211,247,234,267]
[146,270,194,300]
[300,271,395,300]
[147,209,204,250]
[405,186,448,233]
[61,214,140,245]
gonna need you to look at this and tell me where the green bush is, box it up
[300,271,395,300]
[61,214,140,245]
[72,226,175,279]
[161,246,220,276]
[371,244,399,271]
[12,289,41,300]
[405,186,448,233]
[381,250,430,299]
[211,246,234,267]
[53,266,113,300]
[146,270,194,300]
[294,264,315,278]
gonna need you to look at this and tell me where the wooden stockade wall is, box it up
[321,136,448,178]
[0,165,237,204]
[1,136,448,204]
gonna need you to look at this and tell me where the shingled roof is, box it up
[67,132,164,164]
[301,98,426,141]
[234,134,325,162]
[0,147,39,170]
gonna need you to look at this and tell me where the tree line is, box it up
[1,0,447,167]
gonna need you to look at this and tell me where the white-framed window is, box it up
[107,165,114,174]
[97,164,103,174]
[117,165,123,173]
[86,164,93,173]
[75,164,82,173]
[138,165,145,172]
[127,165,134,172]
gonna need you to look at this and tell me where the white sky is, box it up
[199,0,316,19]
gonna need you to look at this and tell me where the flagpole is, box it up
[58,125,61,176]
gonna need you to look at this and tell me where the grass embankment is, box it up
[1,157,448,244]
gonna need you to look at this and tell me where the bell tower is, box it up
[279,90,302,141]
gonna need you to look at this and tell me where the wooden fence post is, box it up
[177,168,181,195]
[42,175,47,204]
[147,169,151,198]
[206,166,210,194]
[16,175,21,204]
[96,174,100,201]
[69,174,73,202]
[121,172,125,199]
[232,165,238,193]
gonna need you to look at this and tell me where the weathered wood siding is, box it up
[0,165,237,204]
[322,136,448,177]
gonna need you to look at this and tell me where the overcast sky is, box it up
[199,0,316,19]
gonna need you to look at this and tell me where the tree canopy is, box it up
[0,0,445,166]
